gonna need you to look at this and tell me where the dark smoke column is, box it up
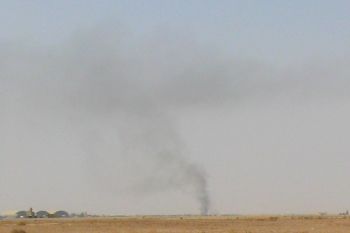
[117,109,211,215]
[185,163,210,215]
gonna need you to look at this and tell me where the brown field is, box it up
[1,215,350,233]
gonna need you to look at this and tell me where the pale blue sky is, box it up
[1,1,349,62]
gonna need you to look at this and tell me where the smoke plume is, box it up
[1,26,349,214]
[1,28,219,214]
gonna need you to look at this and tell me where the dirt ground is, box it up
[1,215,350,233]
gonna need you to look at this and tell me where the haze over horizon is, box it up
[1,0,350,215]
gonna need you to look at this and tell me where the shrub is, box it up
[11,230,27,233]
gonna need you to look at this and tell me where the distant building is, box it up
[27,208,35,218]
[54,210,69,218]
[36,211,49,218]
[339,210,349,216]
[16,211,28,218]
[11,208,70,218]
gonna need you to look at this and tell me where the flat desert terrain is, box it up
[1,216,350,233]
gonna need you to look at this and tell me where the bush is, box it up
[11,230,26,233]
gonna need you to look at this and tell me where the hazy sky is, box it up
[1,1,350,215]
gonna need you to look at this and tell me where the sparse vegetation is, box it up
[0,216,349,233]
[269,216,279,221]
[11,229,26,233]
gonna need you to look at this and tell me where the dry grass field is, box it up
[1,215,350,233]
